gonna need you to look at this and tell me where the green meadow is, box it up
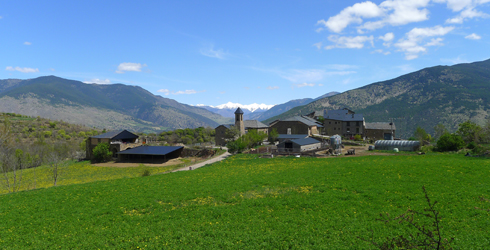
[0,154,489,249]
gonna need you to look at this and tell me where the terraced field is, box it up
[1,154,489,248]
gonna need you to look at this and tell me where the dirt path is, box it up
[172,152,232,172]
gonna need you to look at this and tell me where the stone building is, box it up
[365,122,396,140]
[86,130,141,159]
[269,116,323,136]
[215,108,269,146]
[323,108,365,138]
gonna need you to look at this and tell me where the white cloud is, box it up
[325,35,374,49]
[158,89,205,95]
[316,1,383,33]
[436,0,490,23]
[24,42,31,45]
[157,89,170,95]
[219,91,226,94]
[394,25,454,60]
[465,33,482,39]
[267,86,279,90]
[373,49,391,55]
[0,16,2,19]
[318,84,324,86]
[49,68,55,71]
[440,56,470,64]
[5,66,39,73]
[83,78,111,85]
[313,42,322,49]
[294,83,316,88]
[173,90,197,95]
[318,0,431,33]
[200,46,228,59]
[379,32,395,42]
[115,62,146,74]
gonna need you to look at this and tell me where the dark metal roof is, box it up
[365,122,396,130]
[117,146,183,156]
[277,134,308,139]
[244,120,268,129]
[324,109,364,122]
[291,137,321,146]
[92,130,139,139]
[234,107,244,114]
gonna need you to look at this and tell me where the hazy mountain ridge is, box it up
[248,91,340,121]
[0,76,231,132]
[263,59,490,138]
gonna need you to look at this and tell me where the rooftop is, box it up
[117,146,184,156]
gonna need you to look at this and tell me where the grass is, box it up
[0,161,183,195]
[0,154,489,248]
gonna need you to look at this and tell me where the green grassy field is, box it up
[0,161,184,195]
[1,154,489,249]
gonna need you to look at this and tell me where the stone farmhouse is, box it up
[215,108,269,146]
[323,108,365,138]
[86,130,141,159]
[322,108,396,140]
[365,122,396,140]
[269,116,323,136]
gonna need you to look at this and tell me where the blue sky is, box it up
[1,0,489,106]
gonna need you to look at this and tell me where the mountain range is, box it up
[0,76,231,133]
[264,58,490,138]
[197,91,340,121]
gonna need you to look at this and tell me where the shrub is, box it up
[353,134,362,141]
[92,143,112,163]
[436,133,465,152]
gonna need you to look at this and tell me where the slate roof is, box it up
[277,134,309,140]
[117,146,183,155]
[234,107,244,114]
[244,120,268,129]
[324,109,364,122]
[282,116,324,128]
[365,122,396,130]
[290,137,321,146]
[92,130,139,140]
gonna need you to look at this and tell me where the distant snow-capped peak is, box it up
[196,102,275,112]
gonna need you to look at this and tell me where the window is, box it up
[98,138,101,143]
[356,128,359,133]
[287,128,291,135]
[346,121,350,126]
[356,121,360,126]
[329,121,331,124]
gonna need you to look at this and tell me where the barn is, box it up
[277,137,322,153]
[117,146,184,163]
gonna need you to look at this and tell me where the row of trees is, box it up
[227,130,268,154]
[414,120,490,153]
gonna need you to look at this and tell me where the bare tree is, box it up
[0,118,25,193]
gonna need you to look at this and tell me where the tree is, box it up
[414,127,431,144]
[268,128,279,143]
[433,123,447,140]
[457,120,482,144]
[437,132,465,152]
[92,143,112,163]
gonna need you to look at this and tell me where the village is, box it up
[84,107,421,166]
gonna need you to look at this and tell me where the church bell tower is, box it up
[234,107,245,136]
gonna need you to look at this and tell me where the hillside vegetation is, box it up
[264,59,490,138]
[1,154,489,248]
[0,76,231,133]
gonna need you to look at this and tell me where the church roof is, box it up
[234,107,244,114]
